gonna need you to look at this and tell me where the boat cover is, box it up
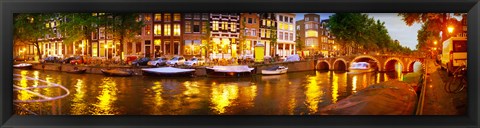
[265,65,280,71]
[319,80,417,115]
[142,67,195,73]
[206,65,254,73]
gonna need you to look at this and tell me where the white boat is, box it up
[205,65,255,77]
[261,65,288,75]
[348,62,375,74]
[13,63,32,69]
[142,67,196,77]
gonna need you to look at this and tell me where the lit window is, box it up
[222,22,228,30]
[306,30,318,37]
[185,21,191,33]
[164,13,171,22]
[174,13,181,21]
[145,14,151,21]
[145,25,151,35]
[267,20,271,27]
[261,29,265,37]
[202,21,208,33]
[213,21,219,31]
[279,23,283,30]
[154,24,162,36]
[266,30,271,38]
[230,22,236,32]
[174,24,181,36]
[284,23,289,30]
[164,24,171,36]
[262,20,266,26]
[289,25,293,31]
[154,39,161,46]
[155,13,162,21]
[46,23,50,28]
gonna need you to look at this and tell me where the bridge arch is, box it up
[407,59,422,72]
[316,60,331,70]
[383,57,405,72]
[351,55,381,71]
[333,58,348,71]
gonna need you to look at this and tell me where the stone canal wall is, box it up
[31,60,316,76]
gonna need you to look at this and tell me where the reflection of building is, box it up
[259,13,277,57]
[240,13,261,56]
[276,13,296,57]
[296,13,320,56]
[183,13,209,58]
[209,13,240,59]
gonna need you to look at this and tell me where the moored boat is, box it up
[206,65,255,77]
[142,67,196,77]
[261,65,288,75]
[101,69,133,77]
[66,67,87,74]
[348,62,375,74]
[13,63,32,69]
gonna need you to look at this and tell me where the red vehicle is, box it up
[70,56,91,65]
[126,56,138,65]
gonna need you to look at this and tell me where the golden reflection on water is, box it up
[331,72,339,104]
[17,70,34,101]
[91,78,119,115]
[210,83,239,114]
[183,81,200,97]
[71,79,88,115]
[150,81,164,114]
[352,75,358,93]
[305,75,322,114]
[239,85,257,108]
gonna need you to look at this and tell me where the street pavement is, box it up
[422,59,467,115]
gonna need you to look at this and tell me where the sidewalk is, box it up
[422,59,467,115]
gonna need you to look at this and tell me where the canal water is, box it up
[13,64,414,115]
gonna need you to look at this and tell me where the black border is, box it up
[1,0,479,128]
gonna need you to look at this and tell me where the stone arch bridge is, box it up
[315,54,426,72]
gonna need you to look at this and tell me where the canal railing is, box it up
[414,59,428,115]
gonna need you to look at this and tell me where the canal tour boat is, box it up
[66,67,87,74]
[205,65,255,77]
[347,62,375,74]
[142,67,196,77]
[13,63,33,69]
[261,65,288,75]
[101,69,133,77]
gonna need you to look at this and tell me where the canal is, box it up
[13,64,414,115]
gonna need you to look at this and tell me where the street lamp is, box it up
[447,26,454,33]
[434,41,437,45]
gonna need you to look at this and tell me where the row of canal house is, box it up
[15,13,297,60]
[296,13,341,57]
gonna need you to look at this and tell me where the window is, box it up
[184,40,192,55]
[290,17,293,23]
[154,13,162,21]
[154,24,162,35]
[306,30,318,37]
[193,13,200,19]
[174,24,181,36]
[284,23,289,30]
[164,13,171,22]
[279,16,283,22]
[296,25,300,30]
[230,22,236,32]
[185,21,192,33]
[289,25,293,31]
[314,17,318,22]
[145,14,151,21]
[262,20,266,26]
[202,21,208,33]
[193,21,200,33]
[145,24,151,35]
[243,17,246,22]
[267,20,271,27]
[174,13,181,21]
[185,13,192,19]
[248,18,252,24]
[279,32,283,40]
[46,23,50,28]
[164,24,171,36]
[289,33,293,41]
[266,30,271,38]
[251,29,256,36]
[245,29,249,36]
[202,13,209,20]
[213,21,219,31]
[284,17,288,22]
[222,22,228,30]
[261,29,265,37]
[279,23,283,30]
[154,39,161,46]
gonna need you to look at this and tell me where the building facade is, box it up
[276,13,296,57]
[239,13,261,56]
[183,13,210,58]
[296,13,321,56]
[259,13,277,57]
[209,13,240,59]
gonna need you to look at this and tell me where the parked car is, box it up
[132,57,151,66]
[147,57,168,67]
[184,57,205,66]
[70,56,91,65]
[60,57,75,64]
[14,56,26,62]
[166,56,186,66]
[42,56,61,63]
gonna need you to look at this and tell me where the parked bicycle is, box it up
[444,64,467,93]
